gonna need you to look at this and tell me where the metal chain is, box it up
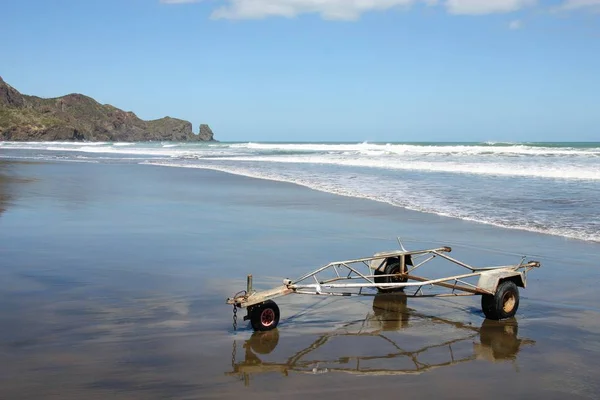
[232,304,238,331]
[231,340,237,368]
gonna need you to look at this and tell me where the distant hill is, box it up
[0,77,215,142]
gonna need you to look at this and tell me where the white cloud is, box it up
[509,19,522,29]
[558,0,600,11]
[210,0,422,20]
[445,0,536,15]
[160,0,600,19]
[209,0,541,19]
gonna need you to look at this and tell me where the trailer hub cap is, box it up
[261,308,275,327]
[502,292,516,313]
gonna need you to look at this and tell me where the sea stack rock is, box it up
[198,124,215,141]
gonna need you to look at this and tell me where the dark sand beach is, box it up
[1,160,599,399]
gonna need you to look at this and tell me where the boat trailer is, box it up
[226,243,541,331]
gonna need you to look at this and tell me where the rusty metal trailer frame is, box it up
[227,243,541,330]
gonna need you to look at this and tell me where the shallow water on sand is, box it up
[0,161,599,399]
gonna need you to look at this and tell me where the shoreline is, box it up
[3,152,599,244]
[2,139,598,243]
[3,158,600,258]
[142,160,600,245]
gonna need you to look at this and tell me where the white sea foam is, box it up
[233,142,600,157]
[13,141,111,146]
[206,155,600,181]
[8,145,182,157]
[2,141,598,180]
[0,142,233,158]
[3,141,599,157]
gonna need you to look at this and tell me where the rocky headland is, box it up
[0,77,215,142]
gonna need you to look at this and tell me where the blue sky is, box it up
[1,0,599,142]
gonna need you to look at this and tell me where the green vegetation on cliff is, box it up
[0,77,214,142]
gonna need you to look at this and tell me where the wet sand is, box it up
[0,160,599,399]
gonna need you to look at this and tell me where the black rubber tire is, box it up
[249,300,280,331]
[481,280,520,320]
[375,258,408,293]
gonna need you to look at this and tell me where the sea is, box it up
[1,141,599,243]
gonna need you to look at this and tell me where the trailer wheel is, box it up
[375,259,407,293]
[249,300,280,331]
[481,281,520,320]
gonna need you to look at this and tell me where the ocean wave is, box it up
[3,141,599,158]
[0,142,238,158]
[3,141,597,243]
[3,141,112,146]
[229,142,600,157]
[207,155,600,181]
[2,141,598,180]
[4,145,182,157]
[0,153,101,163]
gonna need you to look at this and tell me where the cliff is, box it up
[0,77,215,142]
